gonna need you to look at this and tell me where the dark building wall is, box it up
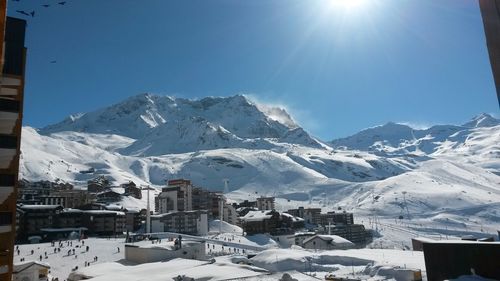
[2,17,25,76]
[479,0,500,105]
[422,242,500,281]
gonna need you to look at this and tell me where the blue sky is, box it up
[8,0,499,139]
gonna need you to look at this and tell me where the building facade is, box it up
[256,196,275,211]
[157,179,193,213]
[0,15,26,281]
[150,210,208,236]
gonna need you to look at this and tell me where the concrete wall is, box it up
[124,242,206,264]
[197,213,208,236]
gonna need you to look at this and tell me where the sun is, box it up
[328,0,367,12]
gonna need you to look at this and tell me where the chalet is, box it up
[239,210,302,235]
[12,261,50,281]
[87,176,110,193]
[96,190,122,203]
[240,210,280,235]
[236,207,258,217]
[302,234,355,250]
[122,181,142,199]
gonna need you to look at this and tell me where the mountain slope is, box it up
[20,95,500,232]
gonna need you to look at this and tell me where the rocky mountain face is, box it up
[41,94,323,155]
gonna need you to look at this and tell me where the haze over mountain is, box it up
[18,94,500,233]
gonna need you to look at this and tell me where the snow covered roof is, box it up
[69,257,268,281]
[129,240,202,251]
[19,204,62,210]
[293,232,316,237]
[40,227,88,232]
[303,234,354,246]
[281,212,304,222]
[83,210,125,215]
[62,208,84,213]
[240,210,275,222]
[13,261,50,273]
[105,204,124,211]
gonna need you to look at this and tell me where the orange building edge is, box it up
[1,1,27,280]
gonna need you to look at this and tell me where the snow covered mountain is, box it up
[19,94,500,234]
[41,94,323,154]
[330,113,499,163]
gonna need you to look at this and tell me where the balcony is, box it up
[0,76,21,87]
[0,212,12,234]
[0,135,17,169]
[0,86,19,96]
[0,174,15,206]
[0,98,20,134]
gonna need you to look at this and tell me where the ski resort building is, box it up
[16,205,63,241]
[38,189,94,209]
[287,207,322,225]
[256,196,275,211]
[122,181,142,199]
[156,179,193,213]
[124,239,206,263]
[150,210,208,236]
[16,206,127,241]
[323,224,370,244]
[0,14,26,281]
[12,261,50,281]
[239,210,303,235]
[222,203,238,225]
[302,234,355,250]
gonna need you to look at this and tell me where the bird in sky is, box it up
[42,4,50,8]
[50,60,57,64]
[30,10,35,17]
[16,10,30,16]
[58,1,66,5]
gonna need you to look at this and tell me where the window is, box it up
[0,174,15,186]
[0,135,17,149]
[0,98,20,113]
[0,212,12,225]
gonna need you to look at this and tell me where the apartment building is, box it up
[0,15,26,281]
[256,196,275,211]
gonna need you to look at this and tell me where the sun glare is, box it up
[328,0,367,12]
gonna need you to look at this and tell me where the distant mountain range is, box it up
[19,94,500,227]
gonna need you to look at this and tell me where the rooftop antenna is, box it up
[223,178,229,194]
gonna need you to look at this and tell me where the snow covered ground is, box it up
[14,95,500,280]
[15,238,126,281]
[16,237,429,281]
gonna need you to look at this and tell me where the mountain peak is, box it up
[39,94,318,152]
[463,113,499,128]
